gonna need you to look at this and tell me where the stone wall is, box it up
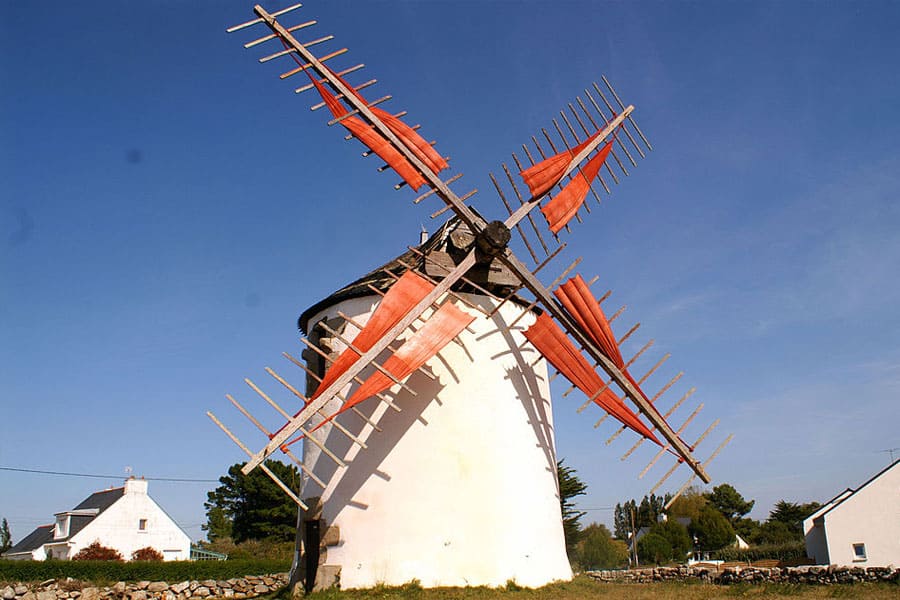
[0,574,289,600]
[587,565,899,585]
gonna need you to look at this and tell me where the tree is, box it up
[753,520,798,545]
[767,500,821,536]
[202,505,233,542]
[613,493,671,540]
[637,533,671,565]
[705,484,754,522]
[204,460,301,543]
[613,500,635,540]
[689,506,735,551]
[0,518,11,554]
[649,519,692,561]
[733,517,761,542]
[72,541,123,561]
[666,487,708,523]
[557,459,587,556]
[575,523,628,570]
[131,546,164,561]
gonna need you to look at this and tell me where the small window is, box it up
[138,519,148,531]
[852,543,866,561]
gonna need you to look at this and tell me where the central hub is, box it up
[474,220,511,263]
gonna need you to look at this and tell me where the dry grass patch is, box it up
[302,576,898,600]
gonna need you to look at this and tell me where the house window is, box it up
[55,517,69,539]
[138,519,148,531]
[852,543,867,561]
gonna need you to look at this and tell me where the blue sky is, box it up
[2,1,899,543]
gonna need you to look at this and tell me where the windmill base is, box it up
[301,294,573,590]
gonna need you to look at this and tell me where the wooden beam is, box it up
[241,251,479,474]
[495,245,710,483]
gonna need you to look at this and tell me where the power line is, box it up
[0,466,218,483]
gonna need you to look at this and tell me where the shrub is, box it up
[72,542,123,562]
[649,520,692,562]
[689,506,735,551]
[0,558,291,583]
[713,541,808,562]
[637,533,672,565]
[198,538,293,561]
[131,547,164,561]
[576,523,628,570]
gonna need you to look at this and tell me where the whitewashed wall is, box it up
[302,293,572,589]
[804,463,899,566]
[66,479,191,561]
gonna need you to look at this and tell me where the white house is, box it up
[3,478,191,561]
[803,459,899,566]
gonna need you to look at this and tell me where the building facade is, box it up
[3,478,190,561]
[804,460,899,566]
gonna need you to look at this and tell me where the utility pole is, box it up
[630,507,639,568]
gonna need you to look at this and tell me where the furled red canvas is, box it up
[540,141,613,233]
[524,313,660,443]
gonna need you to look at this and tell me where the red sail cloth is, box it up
[286,301,475,444]
[320,66,448,175]
[554,274,624,368]
[540,141,614,234]
[306,72,427,190]
[524,313,660,444]
[309,270,436,402]
[344,301,474,408]
[554,275,674,431]
[519,131,602,198]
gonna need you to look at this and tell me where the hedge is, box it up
[712,541,807,562]
[0,559,291,584]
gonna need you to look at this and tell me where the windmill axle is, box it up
[474,220,511,263]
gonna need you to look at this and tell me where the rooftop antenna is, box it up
[879,447,899,463]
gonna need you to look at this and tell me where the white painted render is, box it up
[302,293,572,589]
[803,489,852,565]
[49,479,189,561]
[4,544,48,561]
[803,461,899,566]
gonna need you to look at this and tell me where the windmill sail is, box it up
[523,313,659,443]
[215,3,727,504]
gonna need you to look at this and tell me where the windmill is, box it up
[209,3,732,591]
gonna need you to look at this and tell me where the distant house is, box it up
[629,515,748,563]
[2,478,190,561]
[803,459,899,566]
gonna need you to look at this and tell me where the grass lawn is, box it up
[300,576,898,600]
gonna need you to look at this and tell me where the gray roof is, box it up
[4,524,53,555]
[298,215,528,333]
[74,487,125,513]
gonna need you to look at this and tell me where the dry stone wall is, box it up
[587,565,899,585]
[0,574,289,600]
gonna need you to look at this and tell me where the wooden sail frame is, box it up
[212,3,730,494]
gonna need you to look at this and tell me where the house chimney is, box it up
[419,225,428,245]
[124,478,148,495]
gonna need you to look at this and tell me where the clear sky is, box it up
[2,1,899,544]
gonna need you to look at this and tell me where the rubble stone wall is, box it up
[587,565,899,585]
[1,574,289,600]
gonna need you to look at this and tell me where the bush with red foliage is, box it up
[72,541,124,561]
[131,546,164,561]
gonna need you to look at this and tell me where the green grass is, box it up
[293,576,898,600]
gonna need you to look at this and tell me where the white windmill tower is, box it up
[210,4,731,592]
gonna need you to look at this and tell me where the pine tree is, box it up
[204,460,301,543]
[0,518,11,554]
[556,459,587,557]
